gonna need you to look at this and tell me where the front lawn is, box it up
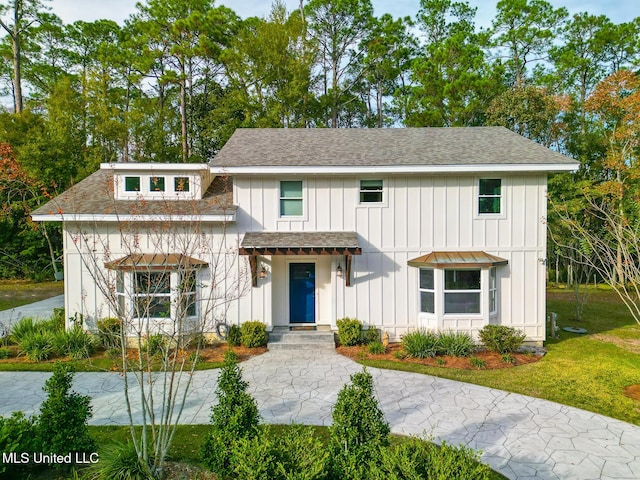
[360,285,640,425]
[0,280,63,311]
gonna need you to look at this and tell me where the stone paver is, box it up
[1,350,639,480]
[2,297,639,479]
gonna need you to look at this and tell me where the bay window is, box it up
[444,270,481,314]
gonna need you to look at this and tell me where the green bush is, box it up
[142,333,166,356]
[336,317,363,346]
[373,436,490,480]
[97,317,122,350]
[470,356,486,369]
[18,330,55,361]
[53,326,96,360]
[227,324,242,346]
[84,442,154,480]
[329,369,390,479]
[201,350,260,478]
[36,363,96,460]
[0,347,11,359]
[51,307,66,331]
[240,321,267,348]
[478,325,526,354]
[10,317,41,344]
[0,412,38,476]
[368,341,386,355]
[401,329,440,358]
[437,331,475,357]
[363,327,380,344]
[232,425,328,480]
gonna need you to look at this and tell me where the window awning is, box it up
[239,231,362,256]
[407,251,508,268]
[104,254,208,271]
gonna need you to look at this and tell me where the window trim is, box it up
[489,267,497,315]
[477,178,504,217]
[279,180,305,218]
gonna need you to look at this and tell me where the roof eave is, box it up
[211,164,578,175]
[31,213,236,223]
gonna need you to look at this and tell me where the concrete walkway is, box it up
[1,349,639,480]
[0,295,64,334]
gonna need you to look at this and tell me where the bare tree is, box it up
[550,194,640,325]
[55,174,249,477]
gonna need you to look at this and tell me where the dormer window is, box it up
[150,176,165,192]
[125,176,140,192]
[174,177,190,192]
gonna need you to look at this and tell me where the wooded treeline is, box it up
[1,0,640,280]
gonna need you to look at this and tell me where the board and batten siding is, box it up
[234,174,548,342]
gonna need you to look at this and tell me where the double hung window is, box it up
[478,179,501,214]
[444,270,481,314]
[280,181,303,216]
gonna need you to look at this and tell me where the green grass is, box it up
[362,285,640,425]
[0,280,63,311]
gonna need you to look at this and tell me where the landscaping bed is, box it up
[337,343,542,370]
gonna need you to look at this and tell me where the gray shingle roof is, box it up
[213,127,577,167]
[241,231,360,249]
[31,169,235,218]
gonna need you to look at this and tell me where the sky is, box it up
[46,0,637,28]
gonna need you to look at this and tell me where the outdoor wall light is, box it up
[336,264,343,277]
[259,265,268,279]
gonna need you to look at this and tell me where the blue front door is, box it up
[289,263,315,323]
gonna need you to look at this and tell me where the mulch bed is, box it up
[624,385,640,402]
[336,343,542,370]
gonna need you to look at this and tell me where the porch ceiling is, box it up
[239,231,361,256]
[407,251,508,268]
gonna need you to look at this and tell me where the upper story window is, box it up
[478,179,501,214]
[360,180,383,203]
[444,269,481,314]
[280,180,303,217]
[174,177,190,192]
[150,176,165,192]
[125,176,140,192]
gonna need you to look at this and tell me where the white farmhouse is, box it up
[32,127,577,344]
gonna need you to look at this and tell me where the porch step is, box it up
[268,328,336,351]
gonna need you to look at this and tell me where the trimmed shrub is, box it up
[336,317,363,346]
[53,326,96,360]
[227,324,242,346]
[36,363,96,460]
[438,331,475,357]
[373,436,490,480]
[401,329,439,358]
[240,321,268,348]
[84,442,153,480]
[97,317,122,350]
[201,350,260,478]
[363,327,380,344]
[479,325,526,354]
[368,341,386,355]
[329,369,390,479]
[0,412,38,476]
[232,425,328,480]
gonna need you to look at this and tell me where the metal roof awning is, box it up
[239,231,362,256]
[408,251,508,268]
[104,254,208,271]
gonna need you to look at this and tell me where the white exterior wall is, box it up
[233,174,548,342]
[61,221,249,333]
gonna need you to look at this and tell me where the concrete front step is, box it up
[268,329,336,351]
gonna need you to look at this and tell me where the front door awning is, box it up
[239,231,361,256]
[408,251,508,268]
